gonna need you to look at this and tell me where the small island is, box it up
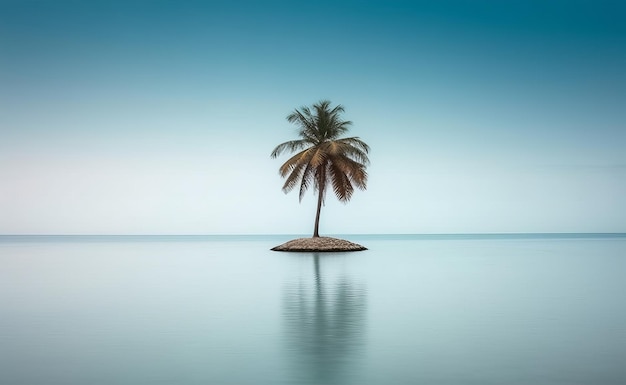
[271,237,367,252]
[270,101,370,252]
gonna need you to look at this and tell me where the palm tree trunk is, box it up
[313,168,325,237]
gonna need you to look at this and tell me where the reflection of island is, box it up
[282,254,367,385]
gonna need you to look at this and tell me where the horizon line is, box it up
[1,232,625,237]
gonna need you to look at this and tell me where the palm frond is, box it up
[298,162,317,202]
[332,154,368,190]
[278,148,314,177]
[329,103,345,115]
[287,109,317,141]
[323,121,350,141]
[282,162,306,193]
[271,139,309,158]
[336,137,370,153]
[286,108,310,127]
[328,161,354,203]
[332,141,369,165]
[308,146,327,169]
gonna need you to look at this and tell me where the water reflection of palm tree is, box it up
[283,254,367,385]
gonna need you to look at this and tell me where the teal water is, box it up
[1,234,625,385]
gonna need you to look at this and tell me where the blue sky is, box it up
[1,0,625,234]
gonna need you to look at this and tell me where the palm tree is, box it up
[271,100,370,238]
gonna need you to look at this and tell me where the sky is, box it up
[1,0,625,235]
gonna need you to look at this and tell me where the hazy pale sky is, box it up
[1,0,625,235]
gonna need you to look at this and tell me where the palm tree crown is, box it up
[271,100,370,237]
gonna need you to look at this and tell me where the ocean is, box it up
[1,234,625,385]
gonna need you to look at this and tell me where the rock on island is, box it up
[271,237,367,252]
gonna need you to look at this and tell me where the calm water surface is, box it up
[1,234,625,385]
